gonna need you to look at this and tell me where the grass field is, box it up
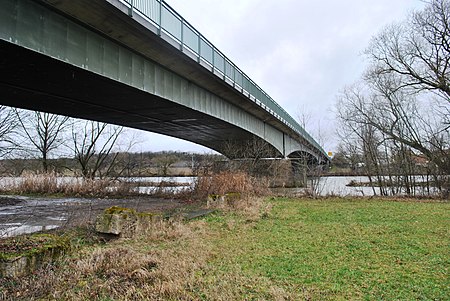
[203,198,449,300]
[2,197,449,300]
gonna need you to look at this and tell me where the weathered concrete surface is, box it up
[95,206,161,238]
[0,234,68,278]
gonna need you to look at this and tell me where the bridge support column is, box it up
[222,159,286,187]
[290,160,308,188]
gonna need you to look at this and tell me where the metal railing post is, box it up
[158,0,162,36]
[180,19,184,51]
[212,47,215,73]
[197,36,201,63]
[128,0,134,16]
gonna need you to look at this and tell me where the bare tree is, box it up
[365,0,450,100]
[339,77,449,170]
[152,153,178,176]
[101,130,142,178]
[360,1,450,194]
[297,104,313,130]
[192,153,224,176]
[71,120,124,179]
[339,84,426,195]
[14,109,70,172]
[0,106,20,158]
[337,0,450,198]
[221,137,278,175]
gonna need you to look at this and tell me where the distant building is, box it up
[411,154,429,167]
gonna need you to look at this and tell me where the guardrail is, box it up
[122,0,326,156]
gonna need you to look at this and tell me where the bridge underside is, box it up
[0,40,271,155]
[0,0,328,163]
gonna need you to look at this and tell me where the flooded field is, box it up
[310,176,380,196]
[0,175,421,238]
[0,195,184,238]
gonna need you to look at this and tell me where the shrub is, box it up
[193,171,269,200]
[0,172,135,197]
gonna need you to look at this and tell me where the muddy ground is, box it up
[0,195,187,238]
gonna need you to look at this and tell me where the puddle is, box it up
[0,196,25,205]
[47,216,67,221]
[1,224,60,238]
[0,194,184,238]
[137,186,191,194]
[0,196,70,238]
[0,210,20,216]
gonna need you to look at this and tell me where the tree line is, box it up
[0,105,295,185]
[336,0,450,198]
[0,106,225,178]
[0,107,126,178]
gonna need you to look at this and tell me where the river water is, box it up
[307,176,379,196]
[131,176,377,196]
[0,175,408,238]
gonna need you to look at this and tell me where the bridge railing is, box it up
[122,0,326,156]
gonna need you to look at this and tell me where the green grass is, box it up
[203,198,449,300]
[2,197,448,300]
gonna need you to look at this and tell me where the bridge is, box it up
[0,0,329,163]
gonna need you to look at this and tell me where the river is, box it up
[131,175,379,196]
[0,175,424,238]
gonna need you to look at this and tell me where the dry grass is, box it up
[0,197,286,301]
[0,171,272,201]
[1,219,210,300]
[209,196,273,223]
[192,171,272,221]
[0,172,136,197]
[0,218,202,300]
[194,171,270,199]
[0,171,280,300]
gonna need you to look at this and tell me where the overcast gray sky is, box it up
[134,0,425,154]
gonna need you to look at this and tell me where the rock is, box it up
[0,234,69,278]
[0,256,29,278]
[95,206,160,238]
[182,209,216,220]
[207,194,225,208]
[207,192,241,208]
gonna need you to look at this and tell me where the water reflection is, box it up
[0,175,427,238]
[1,224,60,238]
[0,196,70,238]
[314,176,377,196]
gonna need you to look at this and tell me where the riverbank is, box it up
[0,195,188,238]
[1,196,448,300]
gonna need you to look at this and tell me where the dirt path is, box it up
[0,195,185,238]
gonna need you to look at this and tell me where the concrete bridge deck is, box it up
[0,0,329,163]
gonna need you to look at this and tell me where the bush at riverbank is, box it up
[0,173,138,198]
[0,171,271,200]
[1,197,448,300]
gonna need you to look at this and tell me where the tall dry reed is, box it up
[0,172,135,197]
[193,170,270,199]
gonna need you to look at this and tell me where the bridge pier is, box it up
[290,160,308,188]
[221,158,311,188]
